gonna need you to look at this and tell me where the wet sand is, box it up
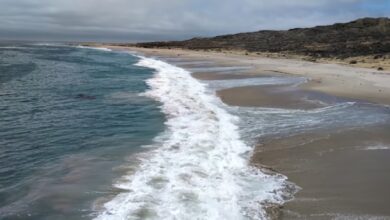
[214,77,390,218]
[253,125,390,219]
[219,84,390,218]
[217,85,330,109]
[103,46,390,219]
[192,72,262,80]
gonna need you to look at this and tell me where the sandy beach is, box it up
[102,45,390,219]
[106,46,390,105]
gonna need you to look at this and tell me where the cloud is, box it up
[0,0,389,42]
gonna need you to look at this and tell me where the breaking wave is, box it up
[94,56,295,220]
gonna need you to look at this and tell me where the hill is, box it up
[134,17,390,58]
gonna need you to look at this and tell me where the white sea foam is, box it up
[359,145,390,151]
[0,46,25,49]
[76,45,112,52]
[94,56,294,220]
[30,43,69,47]
[206,76,307,90]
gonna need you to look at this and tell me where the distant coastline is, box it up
[88,45,390,106]
[84,17,390,71]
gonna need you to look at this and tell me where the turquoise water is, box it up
[0,44,165,219]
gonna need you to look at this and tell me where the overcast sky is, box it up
[0,0,389,42]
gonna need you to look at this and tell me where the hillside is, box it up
[134,17,390,58]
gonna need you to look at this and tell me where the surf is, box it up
[94,56,294,220]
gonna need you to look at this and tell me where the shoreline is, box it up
[95,53,295,219]
[103,45,390,106]
[99,45,390,219]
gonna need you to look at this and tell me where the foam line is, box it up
[76,45,112,52]
[94,56,293,220]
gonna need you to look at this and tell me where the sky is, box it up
[0,0,389,42]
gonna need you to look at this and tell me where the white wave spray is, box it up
[94,56,294,220]
[76,45,113,52]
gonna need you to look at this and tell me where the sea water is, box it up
[0,44,165,219]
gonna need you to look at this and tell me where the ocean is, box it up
[0,44,166,219]
[1,44,390,220]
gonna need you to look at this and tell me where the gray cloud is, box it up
[0,0,389,42]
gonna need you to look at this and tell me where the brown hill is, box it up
[135,17,390,58]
